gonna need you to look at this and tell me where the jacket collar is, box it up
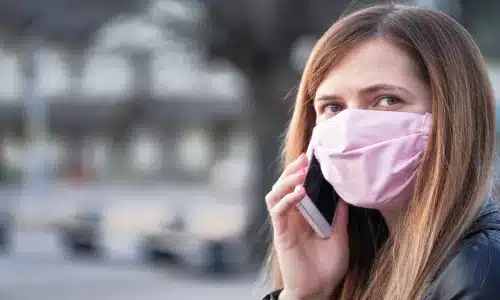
[465,197,500,237]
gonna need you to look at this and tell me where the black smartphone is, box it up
[296,149,340,238]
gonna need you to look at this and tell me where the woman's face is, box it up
[314,38,432,123]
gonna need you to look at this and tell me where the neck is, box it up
[378,204,407,234]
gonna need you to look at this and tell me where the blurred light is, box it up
[413,0,462,18]
[147,0,205,24]
[105,202,168,233]
[94,16,165,52]
[129,128,163,172]
[3,135,25,172]
[152,53,248,103]
[209,130,256,193]
[177,129,213,173]
[209,157,253,193]
[151,51,205,97]
[45,137,67,174]
[187,202,248,239]
[227,130,255,158]
[0,49,21,101]
[37,46,68,98]
[83,136,111,174]
[203,59,249,102]
[81,53,132,99]
[414,0,438,7]
[290,35,317,74]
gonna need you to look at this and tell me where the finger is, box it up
[270,187,306,218]
[266,170,307,209]
[277,153,308,182]
[331,200,349,237]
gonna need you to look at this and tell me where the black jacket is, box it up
[262,199,500,300]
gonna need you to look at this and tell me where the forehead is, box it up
[316,38,425,96]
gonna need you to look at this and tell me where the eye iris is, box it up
[325,104,341,113]
[383,97,397,105]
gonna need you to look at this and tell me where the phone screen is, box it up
[303,153,339,226]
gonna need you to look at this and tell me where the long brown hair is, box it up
[267,3,496,300]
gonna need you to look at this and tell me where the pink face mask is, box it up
[311,108,432,209]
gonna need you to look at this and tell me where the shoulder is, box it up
[424,209,500,300]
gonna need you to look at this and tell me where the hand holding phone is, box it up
[265,152,350,300]
[296,142,340,238]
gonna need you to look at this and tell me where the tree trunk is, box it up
[245,64,299,267]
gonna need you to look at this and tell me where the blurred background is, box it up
[0,0,498,299]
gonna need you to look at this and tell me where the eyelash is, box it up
[378,95,404,107]
[320,103,343,114]
[317,95,403,114]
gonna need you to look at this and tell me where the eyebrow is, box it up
[314,84,413,102]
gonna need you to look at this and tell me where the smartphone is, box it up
[296,143,340,239]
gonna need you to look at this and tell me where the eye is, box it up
[377,96,401,107]
[321,103,344,115]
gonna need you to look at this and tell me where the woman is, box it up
[262,3,500,300]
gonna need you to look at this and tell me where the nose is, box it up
[344,99,366,110]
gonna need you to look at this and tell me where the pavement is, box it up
[0,230,271,300]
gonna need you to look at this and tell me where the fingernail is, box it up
[298,187,305,194]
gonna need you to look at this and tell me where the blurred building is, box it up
[0,0,255,188]
[0,0,498,235]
